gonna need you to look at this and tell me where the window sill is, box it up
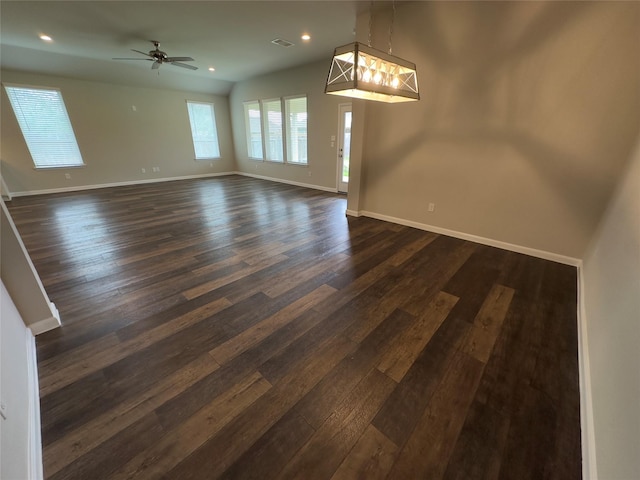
[34,164,86,170]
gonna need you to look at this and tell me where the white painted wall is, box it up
[352,1,640,259]
[582,135,640,480]
[1,70,235,195]
[229,60,347,192]
[0,281,43,480]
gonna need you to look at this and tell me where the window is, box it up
[4,85,84,168]
[262,99,283,162]
[244,95,308,166]
[186,101,220,159]
[244,101,263,159]
[285,96,308,165]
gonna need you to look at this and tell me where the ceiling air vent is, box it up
[271,38,294,48]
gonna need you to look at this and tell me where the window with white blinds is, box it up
[186,101,220,159]
[285,96,308,165]
[4,85,84,168]
[262,99,283,162]
[244,101,263,159]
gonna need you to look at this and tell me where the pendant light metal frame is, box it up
[325,3,419,103]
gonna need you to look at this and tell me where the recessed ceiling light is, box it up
[39,34,53,42]
[208,67,215,72]
[301,34,311,41]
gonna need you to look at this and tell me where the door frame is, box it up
[336,102,352,193]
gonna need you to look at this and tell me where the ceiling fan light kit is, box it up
[113,41,198,71]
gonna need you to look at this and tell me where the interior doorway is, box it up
[337,103,352,193]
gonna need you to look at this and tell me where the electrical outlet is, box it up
[65,173,71,180]
[428,203,435,212]
[141,168,146,173]
[308,171,312,177]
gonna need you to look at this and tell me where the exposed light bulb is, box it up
[39,34,53,42]
[363,69,372,82]
[208,67,216,72]
[301,34,311,41]
[391,77,400,88]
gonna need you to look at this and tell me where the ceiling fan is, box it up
[113,40,198,70]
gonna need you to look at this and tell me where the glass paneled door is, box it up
[337,103,352,193]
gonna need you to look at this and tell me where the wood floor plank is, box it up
[461,284,515,363]
[218,410,316,480]
[330,424,398,480]
[38,297,231,396]
[210,284,337,365]
[371,300,473,447]
[386,351,485,479]
[163,335,358,480]
[442,401,511,480]
[111,371,271,480]
[376,291,458,383]
[43,352,220,477]
[6,176,581,480]
[295,308,415,429]
[276,368,396,480]
[49,412,165,480]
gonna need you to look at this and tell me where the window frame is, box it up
[284,95,308,166]
[3,83,85,170]
[243,95,308,167]
[185,100,221,161]
[261,98,285,163]
[243,100,264,160]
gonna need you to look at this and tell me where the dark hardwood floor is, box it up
[7,175,582,479]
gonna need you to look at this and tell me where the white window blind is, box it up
[186,101,220,159]
[285,96,308,165]
[4,85,84,168]
[244,101,263,159]
[262,99,283,162]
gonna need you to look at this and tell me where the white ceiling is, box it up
[0,1,364,95]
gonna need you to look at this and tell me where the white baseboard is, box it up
[355,210,581,266]
[577,265,598,480]
[28,302,61,335]
[8,172,236,197]
[345,209,360,217]
[26,331,44,480]
[234,171,338,193]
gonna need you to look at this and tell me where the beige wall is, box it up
[229,60,346,191]
[583,134,640,479]
[354,1,640,259]
[1,70,235,195]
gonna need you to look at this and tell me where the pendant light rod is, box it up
[368,0,374,47]
[388,0,395,55]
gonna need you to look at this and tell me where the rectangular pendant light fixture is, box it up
[325,42,419,103]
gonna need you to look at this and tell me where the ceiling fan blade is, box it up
[170,62,198,70]
[151,61,161,70]
[113,57,153,61]
[165,56,194,62]
[131,49,152,57]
